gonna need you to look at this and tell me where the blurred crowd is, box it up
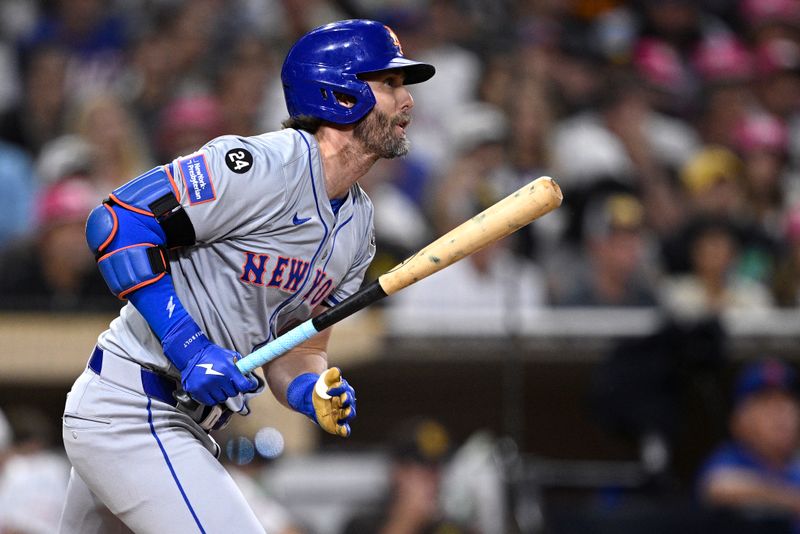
[1,0,800,318]
[2,0,800,533]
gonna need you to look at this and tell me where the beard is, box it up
[353,108,410,159]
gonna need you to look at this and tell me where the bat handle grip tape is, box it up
[236,319,319,374]
[235,280,387,374]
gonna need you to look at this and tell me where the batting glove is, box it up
[162,316,258,406]
[179,344,258,406]
[287,367,356,437]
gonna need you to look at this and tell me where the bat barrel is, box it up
[378,176,562,295]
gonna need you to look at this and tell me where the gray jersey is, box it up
[97,129,375,375]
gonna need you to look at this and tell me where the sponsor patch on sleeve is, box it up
[179,153,216,204]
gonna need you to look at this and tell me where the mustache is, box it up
[391,113,412,127]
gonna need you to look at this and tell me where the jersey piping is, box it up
[263,130,329,345]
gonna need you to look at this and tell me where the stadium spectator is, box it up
[632,36,696,117]
[549,70,695,236]
[549,75,643,192]
[68,92,153,191]
[341,417,473,534]
[387,0,483,170]
[215,35,275,138]
[636,0,706,57]
[697,358,800,529]
[692,35,755,148]
[164,0,232,98]
[675,136,785,284]
[733,113,792,234]
[0,141,37,249]
[506,78,553,185]
[545,21,608,118]
[430,102,511,234]
[679,145,747,220]
[740,0,800,46]
[752,38,800,122]
[359,155,434,283]
[664,145,777,281]
[385,228,546,335]
[34,134,94,187]
[0,0,27,115]
[772,206,800,306]
[550,192,659,307]
[659,217,774,319]
[0,406,70,534]
[0,45,69,156]
[631,0,732,118]
[0,177,114,312]
[16,0,129,98]
[503,78,565,259]
[154,94,225,162]
[119,28,180,143]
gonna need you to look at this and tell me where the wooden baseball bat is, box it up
[235,176,562,374]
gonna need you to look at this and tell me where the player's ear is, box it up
[333,91,356,109]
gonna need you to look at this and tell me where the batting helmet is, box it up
[281,19,435,124]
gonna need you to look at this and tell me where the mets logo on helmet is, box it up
[384,25,403,55]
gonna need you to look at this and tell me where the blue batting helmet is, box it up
[281,19,435,124]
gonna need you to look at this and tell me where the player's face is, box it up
[356,70,414,159]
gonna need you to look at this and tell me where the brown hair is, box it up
[281,115,323,134]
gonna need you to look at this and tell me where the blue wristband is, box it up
[287,373,319,422]
[160,313,211,370]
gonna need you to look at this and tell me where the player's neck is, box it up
[315,127,378,199]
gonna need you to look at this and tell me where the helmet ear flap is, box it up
[325,80,376,122]
[330,90,357,109]
[286,73,376,124]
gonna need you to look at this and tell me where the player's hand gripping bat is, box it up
[237,175,562,373]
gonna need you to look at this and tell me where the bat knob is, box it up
[173,390,201,413]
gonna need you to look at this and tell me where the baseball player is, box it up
[57,19,435,533]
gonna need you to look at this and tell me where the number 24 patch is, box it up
[225,148,253,174]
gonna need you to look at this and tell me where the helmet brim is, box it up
[359,57,435,85]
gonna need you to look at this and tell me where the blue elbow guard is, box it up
[86,165,193,299]
[86,204,117,254]
[86,202,169,298]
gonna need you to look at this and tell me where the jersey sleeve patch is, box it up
[225,148,253,173]
[179,152,216,205]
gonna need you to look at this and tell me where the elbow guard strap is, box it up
[97,243,169,299]
[109,164,195,248]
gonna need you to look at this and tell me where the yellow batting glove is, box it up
[312,367,356,438]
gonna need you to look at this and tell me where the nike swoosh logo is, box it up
[198,363,224,376]
[292,213,311,225]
